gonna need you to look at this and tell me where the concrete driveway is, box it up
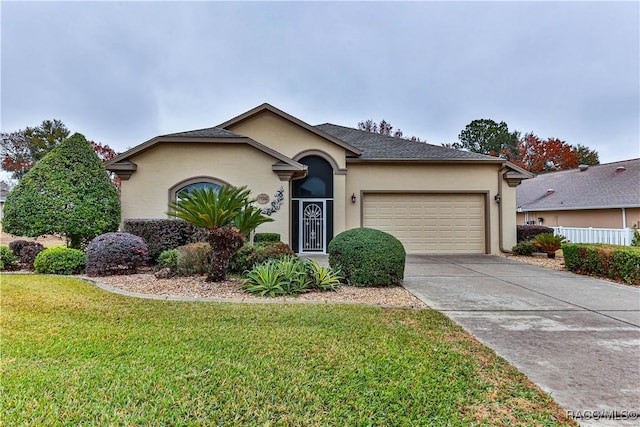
[402,255,640,427]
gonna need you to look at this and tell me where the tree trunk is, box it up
[207,227,245,282]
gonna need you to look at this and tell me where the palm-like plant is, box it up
[167,186,273,281]
[534,233,567,258]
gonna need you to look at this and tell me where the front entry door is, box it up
[300,200,326,253]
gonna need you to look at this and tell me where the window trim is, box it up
[168,176,231,205]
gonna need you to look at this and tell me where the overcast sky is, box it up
[1,0,639,172]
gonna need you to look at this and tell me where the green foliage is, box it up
[563,243,640,285]
[243,256,340,297]
[534,233,566,257]
[168,186,272,232]
[123,219,207,263]
[1,119,70,179]
[305,259,341,291]
[254,233,281,243]
[452,119,520,159]
[0,246,19,271]
[511,240,538,256]
[33,247,86,275]
[2,133,120,249]
[228,242,295,274]
[167,185,274,281]
[176,242,213,276]
[571,144,600,166]
[157,249,179,271]
[631,226,640,247]
[328,228,405,287]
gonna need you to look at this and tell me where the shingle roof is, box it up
[315,123,502,162]
[161,127,245,139]
[516,159,640,211]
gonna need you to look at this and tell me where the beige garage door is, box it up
[363,193,485,254]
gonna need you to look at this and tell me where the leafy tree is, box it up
[514,133,579,173]
[167,186,274,282]
[572,144,600,166]
[358,119,425,142]
[453,119,520,160]
[1,120,69,179]
[1,120,119,180]
[2,133,120,249]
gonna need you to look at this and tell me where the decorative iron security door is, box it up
[300,200,325,252]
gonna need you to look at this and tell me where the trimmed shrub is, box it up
[8,240,45,269]
[229,242,295,274]
[157,249,179,271]
[2,133,120,249]
[123,219,207,262]
[86,232,149,276]
[176,242,213,276]
[632,226,640,247]
[328,228,405,287]
[517,225,554,243]
[0,246,19,271]
[511,240,538,256]
[254,233,281,243]
[563,243,640,285]
[34,247,86,275]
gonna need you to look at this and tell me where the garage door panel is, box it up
[363,193,485,254]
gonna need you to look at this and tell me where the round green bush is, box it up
[511,240,538,256]
[157,249,179,271]
[328,227,406,287]
[34,247,86,275]
[0,246,19,271]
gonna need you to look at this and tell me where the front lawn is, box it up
[1,275,575,425]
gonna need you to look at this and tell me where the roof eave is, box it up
[518,204,640,212]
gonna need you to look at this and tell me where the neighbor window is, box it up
[176,182,221,200]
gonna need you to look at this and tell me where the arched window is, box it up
[176,182,220,200]
[169,177,230,203]
[292,156,333,198]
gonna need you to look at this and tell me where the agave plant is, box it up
[534,233,567,258]
[304,259,342,291]
[167,185,273,282]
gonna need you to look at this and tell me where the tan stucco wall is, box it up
[343,162,515,254]
[517,208,640,229]
[226,110,348,169]
[120,142,289,239]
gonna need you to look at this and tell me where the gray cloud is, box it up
[1,1,638,164]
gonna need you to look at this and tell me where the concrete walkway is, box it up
[402,255,640,427]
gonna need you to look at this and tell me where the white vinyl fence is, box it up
[552,226,635,246]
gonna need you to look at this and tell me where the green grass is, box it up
[1,275,575,426]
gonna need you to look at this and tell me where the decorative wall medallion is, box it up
[261,186,285,216]
[256,193,270,204]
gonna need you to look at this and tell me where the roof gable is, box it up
[517,158,640,211]
[219,103,362,156]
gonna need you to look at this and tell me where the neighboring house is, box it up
[107,103,531,255]
[516,158,640,229]
[0,181,11,221]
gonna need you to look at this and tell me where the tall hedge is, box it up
[2,133,120,248]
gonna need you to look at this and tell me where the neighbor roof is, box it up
[516,158,640,211]
[315,123,504,162]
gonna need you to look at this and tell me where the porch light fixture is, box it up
[494,194,501,203]
[351,193,356,204]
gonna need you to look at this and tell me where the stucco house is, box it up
[107,103,531,255]
[516,158,640,229]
